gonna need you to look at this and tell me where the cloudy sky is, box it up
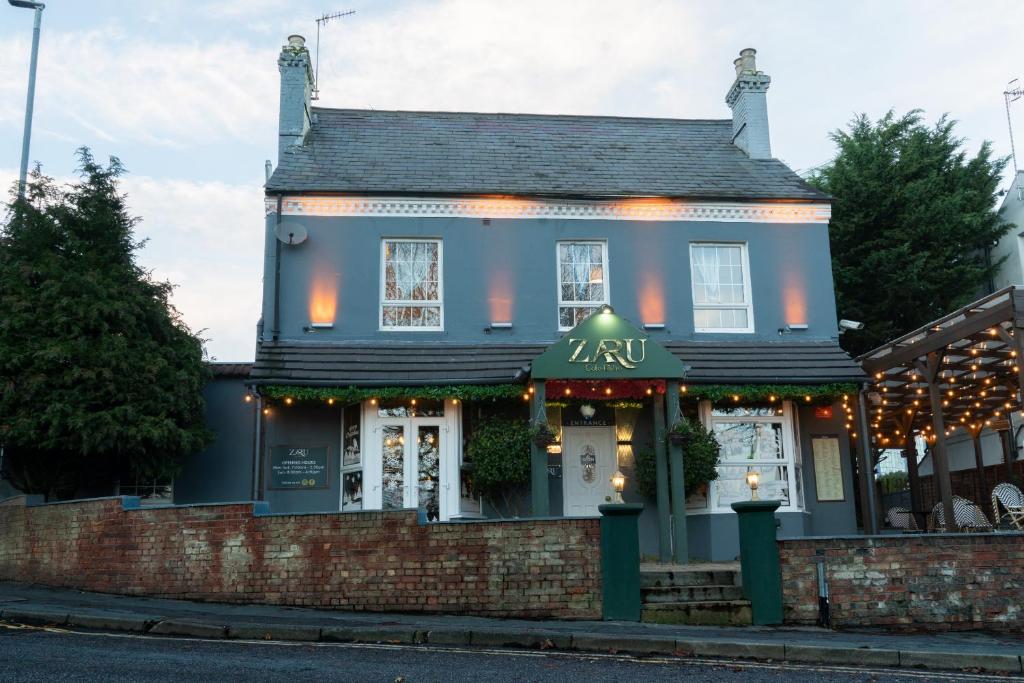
[1,0,1022,361]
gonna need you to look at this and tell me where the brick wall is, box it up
[779,534,1024,631]
[0,496,602,619]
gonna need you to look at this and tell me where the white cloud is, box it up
[1,169,263,361]
[0,28,278,150]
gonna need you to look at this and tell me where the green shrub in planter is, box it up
[465,417,532,517]
[636,418,721,500]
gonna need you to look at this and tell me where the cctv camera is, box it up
[839,319,864,332]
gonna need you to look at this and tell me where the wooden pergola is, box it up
[858,286,1024,531]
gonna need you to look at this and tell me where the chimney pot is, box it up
[287,34,306,48]
[739,48,757,73]
[733,57,744,77]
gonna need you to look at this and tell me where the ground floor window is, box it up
[693,401,804,512]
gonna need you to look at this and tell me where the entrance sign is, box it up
[269,446,330,489]
[532,308,688,379]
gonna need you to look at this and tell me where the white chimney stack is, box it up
[725,48,772,159]
[278,34,313,159]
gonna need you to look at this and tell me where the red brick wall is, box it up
[0,496,602,619]
[779,534,1024,632]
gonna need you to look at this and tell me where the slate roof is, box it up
[208,362,254,377]
[248,341,863,386]
[266,108,828,201]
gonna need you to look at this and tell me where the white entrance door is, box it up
[363,401,461,521]
[562,426,617,517]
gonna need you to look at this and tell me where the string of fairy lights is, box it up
[245,382,852,418]
[863,323,1024,448]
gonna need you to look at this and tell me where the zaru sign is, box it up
[568,337,646,372]
[531,308,688,380]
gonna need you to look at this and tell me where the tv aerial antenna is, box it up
[1005,79,1023,174]
[313,9,356,100]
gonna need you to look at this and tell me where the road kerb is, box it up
[66,611,154,633]
[571,633,679,655]
[228,623,321,642]
[0,606,69,626]
[899,650,1023,674]
[784,644,899,667]
[149,620,227,639]
[684,638,785,661]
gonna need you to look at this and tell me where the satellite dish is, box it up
[275,222,308,245]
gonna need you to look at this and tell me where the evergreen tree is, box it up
[0,150,210,499]
[810,110,1011,357]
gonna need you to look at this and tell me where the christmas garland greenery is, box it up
[261,382,859,406]
[682,383,858,405]
[261,384,524,403]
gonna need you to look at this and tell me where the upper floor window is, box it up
[380,239,443,330]
[558,241,609,330]
[690,243,753,333]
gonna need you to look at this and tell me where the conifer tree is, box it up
[0,150,210,498]
[810,111,1011,356]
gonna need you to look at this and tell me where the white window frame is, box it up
[556,240,610,332]
[689,242,754,334]
[697,400,804,514]
[379,238,444,331]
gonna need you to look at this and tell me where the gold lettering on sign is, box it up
[568,338,646,371]
[568,338,589,363]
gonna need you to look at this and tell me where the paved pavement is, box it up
[0,582,1021,676]
[0,627,1009,682]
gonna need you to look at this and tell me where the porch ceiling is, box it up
[857,286,1024,444]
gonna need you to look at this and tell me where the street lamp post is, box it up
[10,0,45,200]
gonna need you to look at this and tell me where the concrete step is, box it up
[641,584,745,603]
[641,600,753,627]
[640,569,741,589]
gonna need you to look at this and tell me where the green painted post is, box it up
[599,503,644,621]
[665,381,688,564]
[530,380,550,517]
[652,393,671,562]
[731,500,783,625]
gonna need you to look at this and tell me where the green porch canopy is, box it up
[531,307,688,380]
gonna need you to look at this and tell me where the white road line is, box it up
[0,622,1013,682]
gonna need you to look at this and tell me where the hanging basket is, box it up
[530,423,557,448]
[668,431,690,447]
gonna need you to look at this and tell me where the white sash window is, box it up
[690,243,754,333]
[380,239,443,330]
[557,241,609,331]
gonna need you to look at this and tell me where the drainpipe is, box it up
[251,392,262,501]
[254,394,267,501]
[272,195,283,341]
[816,554,831,628]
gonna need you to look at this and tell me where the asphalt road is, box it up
[0,625,1004,682]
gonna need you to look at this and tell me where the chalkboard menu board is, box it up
[811,436,845,502]
[269,446,330,490]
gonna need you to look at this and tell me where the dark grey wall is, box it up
[260,403,342,514]
[797,402,859,536]
[261,214,839,344]
[175,377,257,505]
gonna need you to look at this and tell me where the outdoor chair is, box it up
[927,496,993,532]
[991,482,1024,530]
[885,506,920,532]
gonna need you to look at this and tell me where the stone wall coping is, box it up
[779,531,1024,543]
